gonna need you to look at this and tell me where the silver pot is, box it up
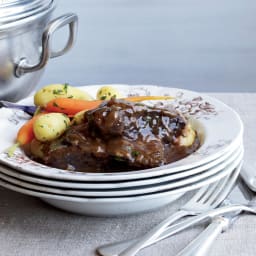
[0,0,78,101]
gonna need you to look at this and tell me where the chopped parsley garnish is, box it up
[53,89,64,95]
[131,150,140,157]
[109,95,116,100]
[114,156,125,162]
[52,84,69,95]
[100,95,107,100]
[53,102,59,107]
[63,120,68,127]
[63,83,69,93]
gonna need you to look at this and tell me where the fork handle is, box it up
[176,217,229,256]
[97,205,255,256]
[118,210,188,256]
[97,212,197,256]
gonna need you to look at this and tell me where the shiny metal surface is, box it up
[15,13,78,77]
[0,0,78,101]
[96,163,241,256]
[0,0,54,31]
[240,162,256,192]
[97,205,256,256]
[176,176,255,256]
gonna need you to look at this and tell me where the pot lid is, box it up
[0,0,55,30]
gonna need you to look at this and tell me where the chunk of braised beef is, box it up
[30,99,198,172]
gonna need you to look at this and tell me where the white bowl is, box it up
[0,85,243,181]
[0,136,241,189]
[0,159,243,216]
[0,145,243,197]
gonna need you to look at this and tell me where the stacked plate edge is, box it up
[0,85,244,216]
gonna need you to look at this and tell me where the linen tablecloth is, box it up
[0,93,255,256]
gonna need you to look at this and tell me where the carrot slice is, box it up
[45,96,173,115]
[45,98,102,115]
[16,116,38,145]
[6,114,44,157]
[123,95,174,102]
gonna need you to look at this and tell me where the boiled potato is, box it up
[33,113,70,142]
[34,83,93,107]
[72,109,87,125]
[178,123,196,147]
[96,86,122,100]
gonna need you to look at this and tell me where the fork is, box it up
[174,172,254,256]
[0,100,36,116]
[97,162,240,256]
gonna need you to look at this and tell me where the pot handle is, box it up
[15,13,78,77]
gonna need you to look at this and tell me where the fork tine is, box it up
[185,185,210,204]
[199,173,231,205]
[206,162,241,207]
[196,179,225,203]
[198,168,233,203]
[185,161,239,209]
[186,172,228,206]
[198,149,242,204]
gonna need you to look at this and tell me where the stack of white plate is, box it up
[0,85,243,216]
